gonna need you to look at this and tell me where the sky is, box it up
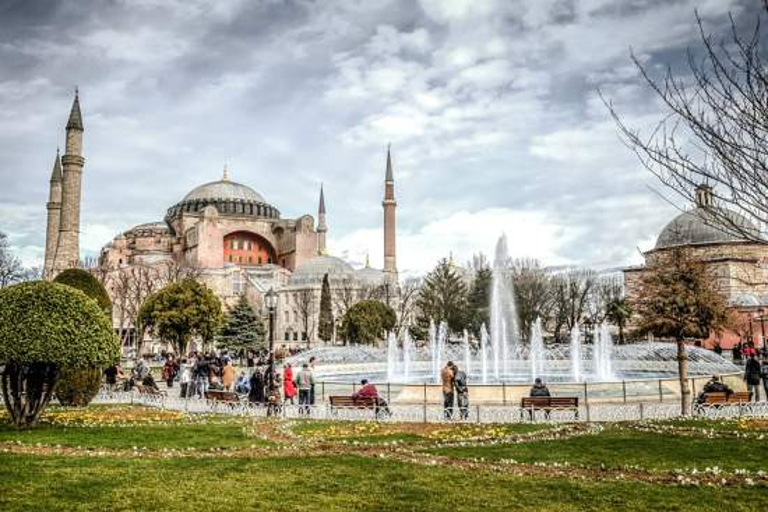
[0,0,759,276]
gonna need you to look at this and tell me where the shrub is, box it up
[55,367,102,406]
[0,281,119,427]
[53,268,112,315]
[340,300,397,345]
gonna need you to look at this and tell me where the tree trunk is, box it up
[1,362,58,428]
[618,324,625,345]
[676,337,691,415]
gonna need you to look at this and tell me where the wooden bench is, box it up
[520,396,579,420]
[205,390,240,403]
[135,384,167,400]
[700,391,752,404]
[328,396,383,417]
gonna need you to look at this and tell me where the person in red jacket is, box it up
[352,379,391,416]
[283,363,297,405]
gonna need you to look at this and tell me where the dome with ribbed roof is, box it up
[289,255,355,286]
[165,175,279,224]
[183,179,266,203]
[654,207,757,250]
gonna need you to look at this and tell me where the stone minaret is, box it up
[55,90,85,271]
[43,149,63,278]
[317,184,328,255]
[382,145,397,274]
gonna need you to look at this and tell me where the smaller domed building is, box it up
[624,185,768,348]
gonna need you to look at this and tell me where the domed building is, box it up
[624,184,768,348]
[41,92,400,351]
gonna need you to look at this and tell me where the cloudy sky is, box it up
[0,0,759,276]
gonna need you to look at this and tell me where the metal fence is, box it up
[95,389,768,424]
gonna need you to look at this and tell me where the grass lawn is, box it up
[1,406,767,511]
[429,424,768,471]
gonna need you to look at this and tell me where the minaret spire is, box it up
[222,163,229,181]
[317,183,328,255]
[44,149,63,278]
[382,144,397,275]
[54,89,86,273]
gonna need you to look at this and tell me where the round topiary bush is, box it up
[55,367,103,406]
[53,268,112,315]
[0,281,119,427]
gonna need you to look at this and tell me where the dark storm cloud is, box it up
[0,0,761,273]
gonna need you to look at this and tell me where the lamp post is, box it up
[265,288,278,395]
[759,307,767,354]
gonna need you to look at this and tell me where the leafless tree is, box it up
[550,269,598,342]
[394,277,421,338]
[0,232,24,288]
[511,258,553,342]
[333,278,358,321]
[605,5,768,242]
[295,288,316,348]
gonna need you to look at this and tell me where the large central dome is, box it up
[183,179,266,203]
[654,207,758,250]
[165,175,280,224]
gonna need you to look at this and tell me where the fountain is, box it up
[285,234,741,392]
[386,331,399,381]
[529,318,545,379]
[594,323,615,381]
[570,324,582,382]
[490,235,518,379]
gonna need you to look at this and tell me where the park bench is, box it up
[699,391,752,405]
[205,390,240,403]
[328,395,382,418]
[135,384,167,402]
[520,396,579,420]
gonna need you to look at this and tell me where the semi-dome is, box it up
[654,207,757,250]
[289,255,355,286]
[183,179,266,204]
[356,266,385,286]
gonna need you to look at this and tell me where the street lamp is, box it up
[759,307,767,354]
[265,288,278,396]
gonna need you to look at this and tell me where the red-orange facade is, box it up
[223,231,276,267]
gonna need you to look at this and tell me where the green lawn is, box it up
[1,453,767,512]
[1,406,767,511]
[429,425,768,471]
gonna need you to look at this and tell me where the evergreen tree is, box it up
[318,273,334,342]
[466,266,492,337]
[415,258,468,334]
[217,295,266,353]
[340,300,397,345]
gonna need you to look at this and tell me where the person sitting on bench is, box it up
[352,379,391,416]
[529,378,551,397]
[696,375,733,404]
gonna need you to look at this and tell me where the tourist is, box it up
[161,355,178,388]
[104,363,124,392]
[761,358,768,401]
[235,371,250,394]
[309,356,317,406]
[248,367,265,405]
[132,359,149,384]
[744,354,762,401]
[733,342,743,363]
[283,363,297,405]
[697,375,733,404]
[352,379,391,416]
[222,360,235,392]
[453,364,469,420]
[713,342,723,356]
[142,372,160,391]
[194,355,210,398]
[295,363,314,415]
[179,360,192,398]
[441,361,455,420]
[529,378,551,397]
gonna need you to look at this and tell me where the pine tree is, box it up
[318,273,334,342]
[217,295,266,353]
[415,258,468,334]
[466,266,492,337]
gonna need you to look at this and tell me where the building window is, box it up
[284,311,289,322]
[228,255,233,262]
[293,332,298,341]
[258,256,262,265]
[284,332,290,341]
[302,332,307,341]
[248,256,252,264]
